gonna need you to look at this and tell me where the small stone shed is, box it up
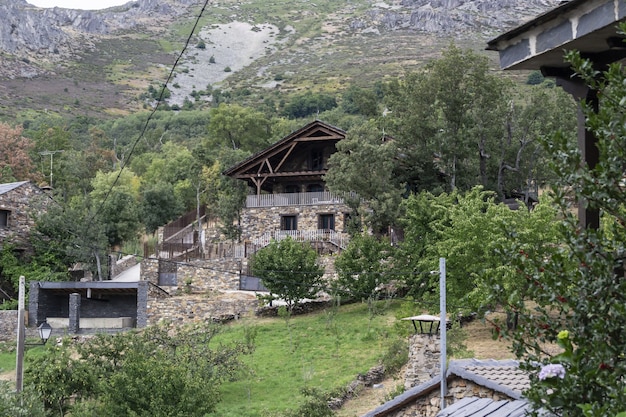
[0,180,50,253]
[28,281,151,331]
[362,359,531,417]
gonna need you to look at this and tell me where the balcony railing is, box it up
[245,191,352,208]
[252,229,348,250]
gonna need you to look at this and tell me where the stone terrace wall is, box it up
[141,258,242,293]
[147,293,259,325]
[0,310,18,342]
[0,310,40,342]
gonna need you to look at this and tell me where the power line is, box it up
[87,0,211,225]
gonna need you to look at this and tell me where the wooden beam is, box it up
[275,143,296,172]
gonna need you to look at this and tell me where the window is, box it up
[310,149,324,171]
[307,184,324,193]
[0,210,9,228]
[281,215,297,231]
[318,214,335,231]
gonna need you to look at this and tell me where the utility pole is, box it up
[439,257,447,410]
[39,150,64,188]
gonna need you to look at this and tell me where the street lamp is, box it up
[35,321,53,345]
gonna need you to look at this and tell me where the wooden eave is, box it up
[223,120,346,179]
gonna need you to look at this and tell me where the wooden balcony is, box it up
[245,191,351,208]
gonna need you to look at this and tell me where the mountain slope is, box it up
[0,0,561,119]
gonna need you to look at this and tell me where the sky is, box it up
[26,0,130,10]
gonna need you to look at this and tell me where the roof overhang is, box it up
[36,281,139,296]
[486,0,626,72]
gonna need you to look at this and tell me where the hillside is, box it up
[0,0,561,119]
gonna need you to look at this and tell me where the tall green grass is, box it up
[210,300,404,416]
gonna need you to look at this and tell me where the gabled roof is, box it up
[448,359,529,400]
[361,359,530,417]
[223,119,346,177]
[0,181,29,195]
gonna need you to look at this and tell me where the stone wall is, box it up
[240,203,351,241]
[141,258,242,293]
[0,310,43,342]
[109,254,138,279]
[0,310,18,342]
[0,182,49,252]
[379,334,518,417]
[146,292,259,325]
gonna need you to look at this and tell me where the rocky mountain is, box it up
[0,0,561,118]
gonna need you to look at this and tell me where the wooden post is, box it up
[15,275,25,393]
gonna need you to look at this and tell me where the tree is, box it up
[250,237,325,309]
[494,35,626,416]
[340,85,380,117]
[33,196,110,280]
[0,123,38,182]
[0,381,48,417]
[282,91,338,119]
[25,321,254,416]
[325,120,404,234]
[382,44,576,199]
[206,103,272,152]
[141,182,184,234]
[333,234,395,300]
[394,187,560,318]
[497,86,576,201]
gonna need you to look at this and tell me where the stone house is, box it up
[223,119,352,249]
[363,358,533,417]
[0,181,50,254]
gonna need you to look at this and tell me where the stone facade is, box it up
[0,181,49,253]
[405,334,442,389]
[240,202,351,242]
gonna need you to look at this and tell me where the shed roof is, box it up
[486,0,626,72]
[36,281,140,296]
[0,181,29,195]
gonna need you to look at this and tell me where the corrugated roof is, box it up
[0,181,29,195]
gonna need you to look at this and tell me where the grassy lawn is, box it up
[0,344,47,378]
[209,300,404,416]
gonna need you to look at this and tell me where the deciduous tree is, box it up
[250,237,325,309]
[0,123,37,182]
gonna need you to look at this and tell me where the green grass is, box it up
[0,344,47,374]
[209,300,403,417]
